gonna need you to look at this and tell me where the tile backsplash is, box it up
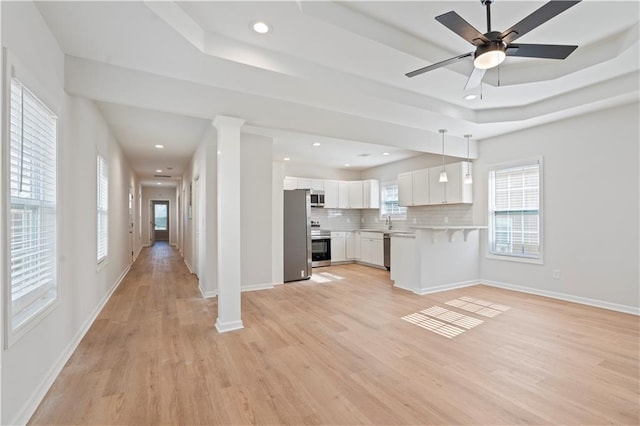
[310,208,362,231]
[361,204,474,231]
[311,204,474,232]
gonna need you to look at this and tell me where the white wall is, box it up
[1,3,140,424]
[241,134,274,288]
[474,102,639,312]
[141,186,178,246]
[361,152,443,183]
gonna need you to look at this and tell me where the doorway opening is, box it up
[151,200,170,243]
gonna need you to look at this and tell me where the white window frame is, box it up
[380,181,407,220]
[4,76,59,346]
[487,157,543,264]
[97,154,108,267]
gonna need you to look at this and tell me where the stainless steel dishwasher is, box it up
[383,233,391,271]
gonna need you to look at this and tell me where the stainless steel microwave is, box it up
[310,190,324,207]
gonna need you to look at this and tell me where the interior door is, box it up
[152,200,170,242]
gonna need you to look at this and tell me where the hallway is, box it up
[29,242,220,424]
[28,244,640,425]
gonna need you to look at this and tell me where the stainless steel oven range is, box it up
[311,229,331,267]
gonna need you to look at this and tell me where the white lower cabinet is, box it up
[331,232,346,263]
[359,232,384,267]
[346,231,357,260]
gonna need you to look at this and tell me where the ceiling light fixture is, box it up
[464,134,473,184]
[156,169,162,173]
[157,182,162,185]
[464,94,477,101]
[283,157,290,161]
[154,144,164,149]
[473,41,506,69]
[252,21,270,34]
[345,163,351,167]
[438,129,448,183]
[312,142,321,147]
[382,152,390,156]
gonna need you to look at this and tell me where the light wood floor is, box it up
[29,243,639,425]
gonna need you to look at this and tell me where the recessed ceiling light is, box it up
[154,144,164,149]
[157,182,162,185]
[252,21,270,34]
[382,152,390,156]
[464,94,477,100]
[284,157,290,161]
[345,163,351,167]
[155,169,162,173]
[312,142,321,147]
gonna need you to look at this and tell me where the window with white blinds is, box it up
[380,183,407,219]
[8,78,58,333]
[97,155,108,264]
[488,161,542,261]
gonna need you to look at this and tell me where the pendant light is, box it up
[464,134,473,184]
[438,129,448,183]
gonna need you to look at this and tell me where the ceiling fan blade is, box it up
[506,43,578,59]
[405,52,473,78]
[500,1,581,45]
[464,67,486,91]
[435,11,489,46]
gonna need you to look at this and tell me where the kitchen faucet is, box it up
[385,215,393,230]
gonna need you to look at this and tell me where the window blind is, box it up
[489,162,540,259]
[97,155,108,264]
[9,78,58,331]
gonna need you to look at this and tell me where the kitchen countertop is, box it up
[329,229,416,236]
[410,225,487,230]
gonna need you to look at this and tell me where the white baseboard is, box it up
[10,264,131,426]
[411,279,479,295]
[481,279,640,316]
[184,260,193,274]
[215,319,244,333]
[241,283,275,292]
[199,284,217,299]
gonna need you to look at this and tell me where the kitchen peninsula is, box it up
[390,225,486,295]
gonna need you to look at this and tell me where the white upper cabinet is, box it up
[324,180,339,208]
[284,176,380,209]
[398,169,429,206]
[429,162,473,204]
[348,181,363,208]
[338,181,349,208]
[310,179,324,191]
[363,179,380,208]
[398,172,413,207]
[296,177,312,189]
[412,169,430,206]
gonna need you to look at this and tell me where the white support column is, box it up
[212,115,245,333]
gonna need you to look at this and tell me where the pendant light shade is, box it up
[439,129,448,183]
[464,134,473,184]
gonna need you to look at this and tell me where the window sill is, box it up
[6,297,59,348]
[97,259,109,272]
[486,252,543,265]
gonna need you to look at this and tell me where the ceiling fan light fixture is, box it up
[473,42,506,69]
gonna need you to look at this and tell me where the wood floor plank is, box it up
[28,243,639,425]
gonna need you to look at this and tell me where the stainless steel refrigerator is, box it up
[283,189,312,282]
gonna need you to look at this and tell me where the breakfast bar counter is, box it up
[390,225,486,295]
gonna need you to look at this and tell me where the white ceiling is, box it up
[33,1,639,186]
